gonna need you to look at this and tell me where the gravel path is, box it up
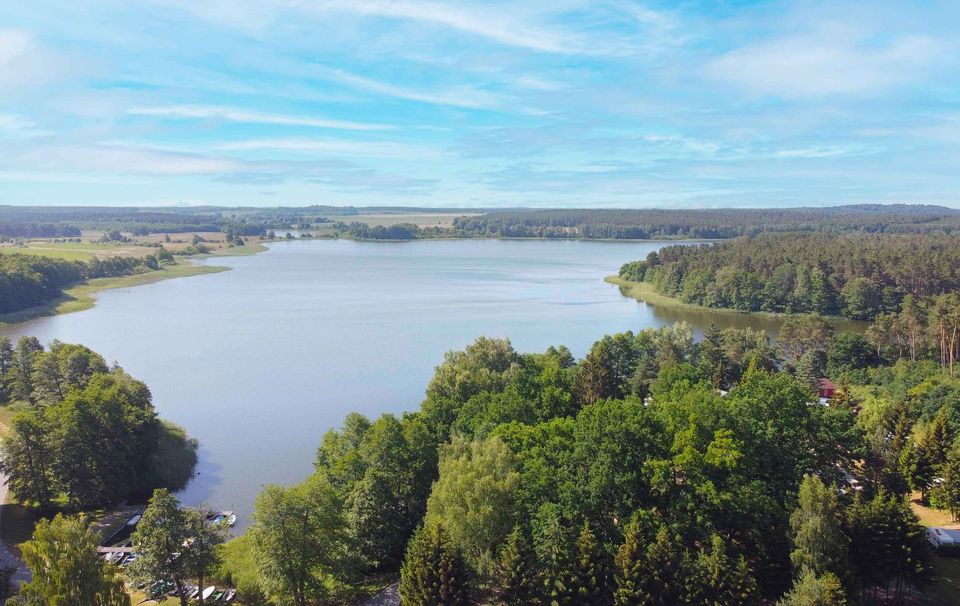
[361,581,400,606]
[0,474,31,588]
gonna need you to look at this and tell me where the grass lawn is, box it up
[925,555,960,605]
[0,241,152,261]
[912,493,960,529]
[908,492,960,605]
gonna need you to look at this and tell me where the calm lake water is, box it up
[1,239,830,529]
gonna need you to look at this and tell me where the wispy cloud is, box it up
[0,113,48,139]
[313,65,503,109]
[0,29,79,92]
[129,105,393,130]
[705,28,940,97]
[311,0,585,55]
[218,137,438,158]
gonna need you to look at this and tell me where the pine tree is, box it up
[789,475,849,579]
[778,569,847,606]
[569,521,606,606]
[694,534,759,606]
[794,350,825,395]
[399,523,469,606]
[899,439,935,502]
[574,349,615,407]
[931,449,960,521]
[498,526,539,606]
[614,521,685,606]
[926,407,952,467]
[534,507,572,606]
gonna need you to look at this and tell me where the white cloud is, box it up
[0,113,46,138]
[218,137,437,158]
[7,142,241,175]
[313,65,503,109]
[705,29,939,97]
[309,0,581,54]
[773,146,865,159]
[128,105,392,130]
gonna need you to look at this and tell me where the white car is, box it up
[926,527,960,552]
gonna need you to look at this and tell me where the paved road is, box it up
[0,473,31,588]
[361,581,400,606]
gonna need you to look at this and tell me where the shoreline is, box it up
[0,243,268,327]
[606,275,869,327]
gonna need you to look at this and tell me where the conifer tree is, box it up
[614,519,685,606]
[534,507,572,606]
[778,569,847,606]
[789,475,849,579]
[926,407,952,467]
[695,534,759,606]
[399,522,469,606]
[569,521,606,606]
[498,526,540,606]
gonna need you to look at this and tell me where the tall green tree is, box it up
[574,349,615,407]
[0,410,55,510]
[10,337,42,403]
[845,491,933,602]
[183,507,227,606]
[569,521,606,606]
[931,448,960,521]
[533,504,573,606]
[126,489,193,606]
[19,514,129,606]
[777,569,846,606]
[251,474,348,606]
[399,522,469,606]
[692,534,759,606]
[614,519,687,606]
[789,476,849,579]
[426,435,519,576]
[497,526,539,606]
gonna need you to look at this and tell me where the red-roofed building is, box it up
[818,378,836,399]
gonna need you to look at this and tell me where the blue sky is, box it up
[2,1,960,208]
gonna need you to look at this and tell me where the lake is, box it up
[1,238,818,529]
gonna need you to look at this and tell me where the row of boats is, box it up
[172,585,237,603]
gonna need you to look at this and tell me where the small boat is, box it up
[126,514,142,526]
[201,586,215,601]
[222,589,236,602]
[225,513,237,527]
[211,590,225,602]
[186,586,200,599]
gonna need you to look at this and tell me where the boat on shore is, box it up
[206,511,237,527]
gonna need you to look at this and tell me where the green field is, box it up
[0,241,149,261]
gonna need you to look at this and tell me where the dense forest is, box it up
[0,206,224,236]
[618,233,960,320]
[0,337,197,511]
[452,205,960,239]
[0,252,171,314]
[6,204,960,242]
[202,319,960,606]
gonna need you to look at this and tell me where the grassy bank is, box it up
[0,243,267,327]
[604,276,788,317]
[606,275,863,325]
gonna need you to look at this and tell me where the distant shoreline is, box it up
[0,243,267,327]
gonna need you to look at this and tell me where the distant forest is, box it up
[4,204,960,241]
[618,233,960,319]
[451,205,960,239]
[0,253,166,314]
